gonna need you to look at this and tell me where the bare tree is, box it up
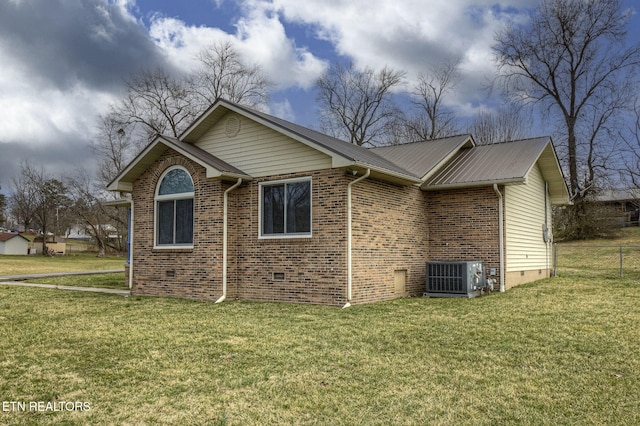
[9,168,38,232]
[110,68,198,141]
[16,164,69,254]
[0,185,6,229]
[190,41,272,109]
[316,62,406,146]
[493,0,640,201]
[98,43,274,186]
[406,56,462,141]
[93,114,135,188]
[617,99,640,187]
[469,105,530,145]
[66,169,127,257]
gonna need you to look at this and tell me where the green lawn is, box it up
[0,254,125,276]
[1,231,639,424]
[555,227,640,280]
[1,274,638,425]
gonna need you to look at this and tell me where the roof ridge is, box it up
[480,136,550,146]
[370,134,473,149]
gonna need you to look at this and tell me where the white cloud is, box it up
[148,4,328,89]
[148,16,233,72]
[270,0,535,111]
[268,98,295,121]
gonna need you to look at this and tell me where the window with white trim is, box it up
[260,178,311,238]
[155,167,194,247]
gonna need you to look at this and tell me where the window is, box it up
[155,167,194,247]
[260,178,311,237]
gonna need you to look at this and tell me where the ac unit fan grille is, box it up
[427,263,465,293]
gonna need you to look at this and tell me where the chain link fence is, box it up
[553,243,640,280]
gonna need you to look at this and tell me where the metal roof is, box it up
[426,137,550,186]
[594,189,640,202]
[107,135,250,192]
[109,99,569,204]
[182,99,423,184]
[423,137,569,204]
[370,135,474,179]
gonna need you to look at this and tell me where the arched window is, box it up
[155,167,194,247]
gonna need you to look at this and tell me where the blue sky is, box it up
[0,0,639,191]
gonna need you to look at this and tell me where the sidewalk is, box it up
[0,269,124,281]
[0,269,130,296]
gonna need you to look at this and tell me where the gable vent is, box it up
[225,115,241,137]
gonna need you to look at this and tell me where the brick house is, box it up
[108,99,569,306]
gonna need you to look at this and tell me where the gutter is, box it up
[344,168,370,308]
[216,178,243,303]
[493,184,505,292]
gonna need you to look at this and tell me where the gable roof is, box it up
[107,98,568,204]
[423,137,569,204]
[108,135,251,192]
[0,233,29,243]
[370,135,474,180]
[181,99,423,184]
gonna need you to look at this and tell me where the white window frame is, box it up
[154,166,195,249]
[258,177,312,239]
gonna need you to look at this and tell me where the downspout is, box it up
[128,197,134,290]
[344,168,370,309]
[216,178,243,304]
[493,184,505,293]
[545,181,551,273]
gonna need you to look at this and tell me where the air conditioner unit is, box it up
[426,261,484,298]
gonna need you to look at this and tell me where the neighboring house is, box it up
[108,99,569,306]
[67,224,92,240]
[0,233,30,255]
[593,189,640,227]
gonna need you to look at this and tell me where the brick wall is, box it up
[227,169,349,305]
[131,151,224,301]
[426,186,503,288]
[130,150,506,303]
[131,156,351,305]
[351,178,430,304]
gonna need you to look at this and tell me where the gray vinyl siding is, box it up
[195,113,332,177]
[505,164,551,271]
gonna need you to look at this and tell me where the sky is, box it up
[1,0,639,194]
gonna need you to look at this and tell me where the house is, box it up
[593,189,640,227]
[108,99,569,306]
[0,233,30,255]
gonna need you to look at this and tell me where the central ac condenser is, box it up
[425,261,484,298]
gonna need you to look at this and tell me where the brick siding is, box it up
[130,149,506,304]
[426,187,503,289]
[227,169,349,305]
[131,151,224,301]
[351,178,429,304]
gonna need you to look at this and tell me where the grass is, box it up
[555,227,640,280]
[0,230,638,424]
[1,279,639,423]
[0,254,125,276]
